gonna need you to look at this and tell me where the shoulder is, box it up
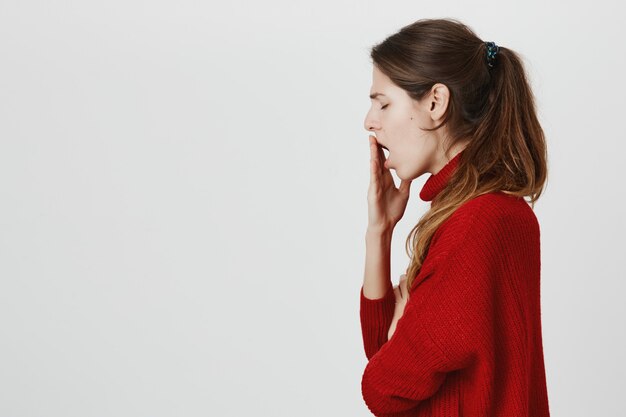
[447,191,537,232]
[430,192,539,257]
[413,191,540,294]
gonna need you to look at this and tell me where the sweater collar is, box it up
[419,149,464,202]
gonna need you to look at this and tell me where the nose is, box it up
[364,112,380,133]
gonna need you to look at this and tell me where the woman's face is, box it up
[364,65,454,180]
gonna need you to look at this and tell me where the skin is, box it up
[364,65,470,181]
[363,65,470,338]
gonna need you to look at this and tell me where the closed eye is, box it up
[381,104,388,110]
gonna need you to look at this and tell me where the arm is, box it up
[360,228,395,360]
[361,201,501,416]
[362,227,393,299]
[360,246,485,417]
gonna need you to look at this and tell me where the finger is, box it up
[369,137,380,186]
[377,143,388,169]
[399,274,408,296]
[369,136,381,172]
[370,158,378,186]
[368,135,384,163]
[399,274,408,287]
[375,143,395,182]
[369,135,376,157]
[399,274,407,287]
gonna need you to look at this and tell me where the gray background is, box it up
[1,1,624,416]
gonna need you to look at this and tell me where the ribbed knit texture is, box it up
[359,150,551,416]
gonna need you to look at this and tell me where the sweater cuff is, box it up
[360,284,396,360]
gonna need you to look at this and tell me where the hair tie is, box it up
[484,41,499,69]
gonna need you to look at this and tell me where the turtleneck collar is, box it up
[419,149,465,202]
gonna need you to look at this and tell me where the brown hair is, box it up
[369,18,548,295]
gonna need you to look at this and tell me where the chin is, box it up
[395,166,418,182]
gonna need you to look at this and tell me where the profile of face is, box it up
[364,65,463,180]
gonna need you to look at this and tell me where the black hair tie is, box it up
[484,41,499,69]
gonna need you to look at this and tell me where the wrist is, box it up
[365,229,393,248]
[366,224,394,237]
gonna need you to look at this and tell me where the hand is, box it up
[387,274,409,340]
[367,135,412,232]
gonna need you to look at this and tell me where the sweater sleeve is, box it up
[359,282,396,361]
[360,202,500,416]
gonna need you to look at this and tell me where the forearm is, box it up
[362,228,393,299]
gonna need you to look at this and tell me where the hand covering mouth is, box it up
[373,136,388,151]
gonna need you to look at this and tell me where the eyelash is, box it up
[381,104,388,110]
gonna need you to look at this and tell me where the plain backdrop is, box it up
[1,1,624,416]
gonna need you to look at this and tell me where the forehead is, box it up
[369,66,394,99]
[373,65,393,83]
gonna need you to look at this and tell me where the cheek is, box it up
[393,136,411,152]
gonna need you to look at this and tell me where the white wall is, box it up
[0,1,624,416]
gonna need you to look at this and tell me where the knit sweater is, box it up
[359,150,551,417]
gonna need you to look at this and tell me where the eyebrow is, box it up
[369,92,387,100]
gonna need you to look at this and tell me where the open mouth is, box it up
[374,137,389,152]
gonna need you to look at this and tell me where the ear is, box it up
[427,83,450,123]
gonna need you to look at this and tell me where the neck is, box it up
[419,146,467,202]
[429,142,469,175]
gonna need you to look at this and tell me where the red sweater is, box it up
[359,150,551,416]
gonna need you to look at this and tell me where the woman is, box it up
[359,18,550,416]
